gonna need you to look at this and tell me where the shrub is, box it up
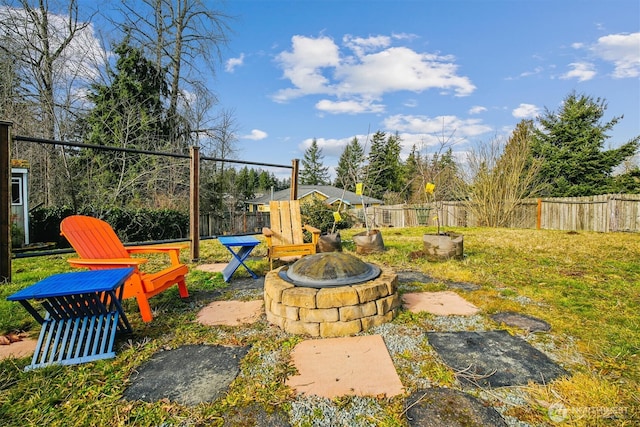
[300,198,355,233]
[29,206,189,247]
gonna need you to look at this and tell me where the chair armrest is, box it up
[126,244,188,252]
[262,227,274,237]
[304,224,321,235]
[304,224,321,245]
[126,244,187,265]
[67,258,147,268]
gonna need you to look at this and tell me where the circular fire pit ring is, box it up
[264,252,400,337]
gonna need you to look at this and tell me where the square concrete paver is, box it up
[286,335,404,399]
[0,338,37,360]
[196,263,228,273]
[196,300,264,326]
[402,291,480,316]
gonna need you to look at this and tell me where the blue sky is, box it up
[208,0,639,178]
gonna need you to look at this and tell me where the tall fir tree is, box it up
[364,131,403,199]
[334,137,365,191]
[300,138,330,185]
[531,92,640,196]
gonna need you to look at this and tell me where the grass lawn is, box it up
[0,227,638,426]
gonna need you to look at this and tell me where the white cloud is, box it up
[272,34,475,108]
[383,114,492,138]
[561,62,597,82]
[315,98,385,114]
[519,66,544,78]
[469,106,487,115]
[273,35,341,101]
[242,129,268,140]
[592,32,640,78]
[512,103,540,119]
[403,99,418,108]
[299,136,353,158]
[335,47,475,97]
[343,34,392,58]
[225,54,244,73]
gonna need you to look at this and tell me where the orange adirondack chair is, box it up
[60,215,189,322]
[262,200,321,269]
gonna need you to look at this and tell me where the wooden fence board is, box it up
[349,194,640,232]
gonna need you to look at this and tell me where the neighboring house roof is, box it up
[247,185,383,206]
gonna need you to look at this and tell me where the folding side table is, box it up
[7,268,134,371]
[218,236,260,282]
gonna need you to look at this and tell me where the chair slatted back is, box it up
[269,200,304,246]
[61,215,130,260]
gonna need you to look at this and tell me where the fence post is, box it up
[290,159,299,200]
[190,146,200,262]
[607,195,617,232]
[0,121,11,282]
[536,199,542,230]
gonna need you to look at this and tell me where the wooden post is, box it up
[0,121,11,282]
[290,158,299,200]
[536,198,542,230]
[190,146,200,262]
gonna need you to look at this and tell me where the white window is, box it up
[11,177,22,205]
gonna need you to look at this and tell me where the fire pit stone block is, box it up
[264,266,399,337]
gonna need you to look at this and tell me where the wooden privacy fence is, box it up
[350,194,640,232]
[199,211,269,237]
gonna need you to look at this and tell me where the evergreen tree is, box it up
[300,138,330,185]
[531,92,640,196]
[334,137,365,191]
[429,147,459,201]
[80,38,176,207]
[257,170,277,191]
[363,131,388,199]
[401,144,422,202]
[86,39,169,149]
[364,131,403,200]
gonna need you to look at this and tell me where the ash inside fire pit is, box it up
[278,252,381,288]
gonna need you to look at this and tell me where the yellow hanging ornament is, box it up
[425,182,435,194]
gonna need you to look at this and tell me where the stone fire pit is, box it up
[264,252,400,337]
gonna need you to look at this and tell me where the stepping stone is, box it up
[123,344,249,405]
[226,276,265,291]
[446,281,481,292]
[398,270,480,292]
[405,387,507,427]
[403,291,480,316]
[222,403,291,427]
[491,311,551,333]
[397,270,436,284]
[427,331,568,388]
[196,263,228,273]
[0,338,37,360]
[197,300,264,326]
[286,335,404,399]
